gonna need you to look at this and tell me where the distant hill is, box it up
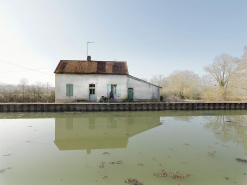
[0,82,6,85]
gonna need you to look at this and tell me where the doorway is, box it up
[89,84,95,101]
[127,88,133,100]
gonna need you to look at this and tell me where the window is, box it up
[107,84,121,97]
[89,89,95,94]
[89,84,95,95]
[66,84,73,97]
[111,84,117,94]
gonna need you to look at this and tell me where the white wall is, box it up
[55,74,160,102]
[127,76,160,100]
[55,74,128,103]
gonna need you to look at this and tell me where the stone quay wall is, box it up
[0,102,247,112]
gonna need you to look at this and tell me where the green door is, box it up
[127,88,133,100]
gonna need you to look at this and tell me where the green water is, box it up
[0,111,247,185]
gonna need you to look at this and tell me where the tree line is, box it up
[150,46,247,101]
[0,47,246,103]
[0,79,55,103]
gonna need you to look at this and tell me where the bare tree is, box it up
[150,74,166,87]
[200,75,215,100]
[0,79,55,103]
[204,54,238,98]
[36,81,44,102]
[235,46,247,90]
[170,70,201,99]
[161,70,201,100]
[244,46,247,60]
[45,82,51,94]
[19,78,28,101]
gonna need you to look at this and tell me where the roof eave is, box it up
[128,75,162,88]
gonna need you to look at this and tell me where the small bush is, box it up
[160,95,164,101]
[146,99,157,102]
[122,97,128,102]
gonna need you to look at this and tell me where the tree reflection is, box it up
[204,115,247,154]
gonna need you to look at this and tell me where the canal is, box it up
[0,111,247,185]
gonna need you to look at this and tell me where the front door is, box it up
[127,88,133,100]
[89,84,95,101]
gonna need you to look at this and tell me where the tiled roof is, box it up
[54,60,129,75]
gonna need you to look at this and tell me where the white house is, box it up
[54,57,161,103]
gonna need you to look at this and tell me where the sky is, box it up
[0,0,246,86]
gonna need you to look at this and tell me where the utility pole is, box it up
[87,42,94,56]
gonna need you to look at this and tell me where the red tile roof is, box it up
[54,60,129,75]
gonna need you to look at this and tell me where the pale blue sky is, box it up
[0,0,246,85]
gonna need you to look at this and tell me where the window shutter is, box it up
[70,84,73,96]
[107,84,111,96]
[117,85,121,97]
[66,84,69,96]
[66,84,73,97]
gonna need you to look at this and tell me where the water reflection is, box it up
[204,115,247,154]
[173,116,194,122]
[54,115,161,154]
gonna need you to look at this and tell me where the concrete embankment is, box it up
[0,102,247,112]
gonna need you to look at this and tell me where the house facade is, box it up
[54,59,161,103]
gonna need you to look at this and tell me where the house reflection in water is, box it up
[54,114,162,154]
